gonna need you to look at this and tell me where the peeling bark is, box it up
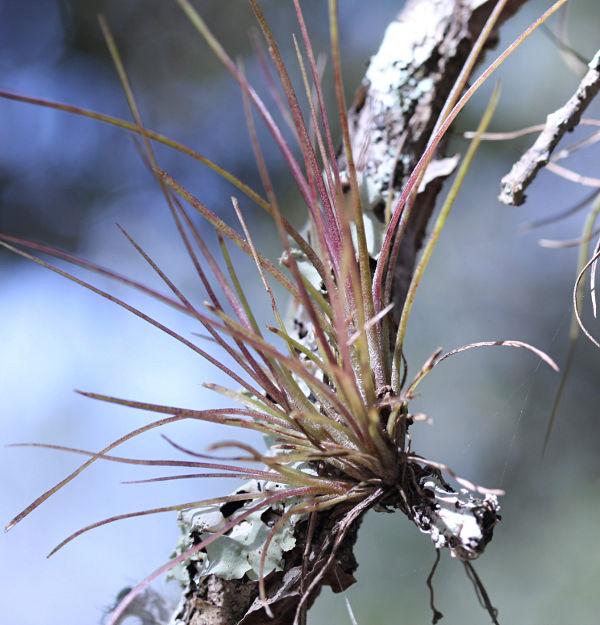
[343,0,528,323]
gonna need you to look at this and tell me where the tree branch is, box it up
[499,48,600,206]
[170,2,528,624]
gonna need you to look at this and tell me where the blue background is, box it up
[1,1,599,623]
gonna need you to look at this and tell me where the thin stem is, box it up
[391,84,501,390]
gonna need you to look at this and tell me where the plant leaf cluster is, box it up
[0,1,571,623]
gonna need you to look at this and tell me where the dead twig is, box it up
[499,49,600,206]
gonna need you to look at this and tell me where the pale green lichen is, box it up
[172,479,308,585]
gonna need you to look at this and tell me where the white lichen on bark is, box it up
[172,479,307,585]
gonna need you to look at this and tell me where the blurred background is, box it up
[0,1,598,624]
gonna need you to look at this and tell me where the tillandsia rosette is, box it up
[2,1,576,625]
[172,239,503,600]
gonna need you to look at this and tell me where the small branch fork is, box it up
[499,48,600,206]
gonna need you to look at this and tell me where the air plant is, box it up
[2,1,575,624]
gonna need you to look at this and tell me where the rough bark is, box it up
[499,48,600,205]
[172,1,529,623]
